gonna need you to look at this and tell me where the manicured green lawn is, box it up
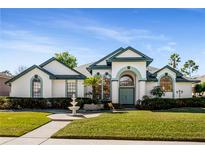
[0,112,51,137]
[53,108,205,142]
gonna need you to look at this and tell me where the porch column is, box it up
[111,80,118,104]
[139,81,146,100]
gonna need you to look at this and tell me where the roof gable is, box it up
[6,58,87,84]
[89,47,124,67]
[153,65,183,77]
[40,57,85,76]
[5,65,56,84]
[89,46,153,70]
[116,49,142,58]
[109,47,152,60]
[107,46,153,66]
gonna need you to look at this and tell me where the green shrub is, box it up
[150,86,165,98]
[0,97,94,110]
[0,97,12,109]
[136,97,205,110]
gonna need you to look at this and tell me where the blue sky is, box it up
[0,8,205,75]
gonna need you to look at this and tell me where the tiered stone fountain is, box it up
[68,94,83,117]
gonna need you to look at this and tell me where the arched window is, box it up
[31,75,42,98]
[120,75,134,86]
[103,73,111,100]
[160,76,173,92]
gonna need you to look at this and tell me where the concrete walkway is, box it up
[1,112,101,145]
[3,121,70,145]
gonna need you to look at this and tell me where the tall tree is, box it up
[169,53,181,69]
[55,51,77,68]
[15,65,27,75]
[84,77,101,100]
[181,60,199,77]
[1,70,12,76]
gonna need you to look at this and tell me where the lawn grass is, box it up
[159,107,205,113]
[0,112,51,137]
[53,108,205,142]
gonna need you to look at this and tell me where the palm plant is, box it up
[84,76,101,100]
[169,53,181,69]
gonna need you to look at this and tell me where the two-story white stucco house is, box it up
[6,46,200,105]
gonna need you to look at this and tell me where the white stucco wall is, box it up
[156,68,176,79]
[43,60,78,75]
[77,80,84,97]
[52,79,84,98]
[10,68,52,97]
[111,81,119,104]
[84,86,92,98]
[145,81,192,98]
[52,80,66,97]
[139,81,146,100]
[116,49,141,58]
[112,61,147,79]
[109,61,146,103]
[92,69,112,76]
[145,82,158,97]
[175,82,192,98]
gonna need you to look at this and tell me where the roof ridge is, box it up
[153,65,183,76]
[89,47,124,68]
[5,65,55,84]
[39,57,86,77]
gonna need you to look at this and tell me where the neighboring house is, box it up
[6,46,200,105]
[0,72,12,96]
[196,75,205,83]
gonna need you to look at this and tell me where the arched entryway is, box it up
[119,72,135,105]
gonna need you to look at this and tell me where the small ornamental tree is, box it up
[194,84,203,96]
[202,82,205,95]
[194,82,205,96]
[150,86,165,98]
[84,76,101,100]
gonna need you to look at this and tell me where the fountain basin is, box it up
[68,106,80,110]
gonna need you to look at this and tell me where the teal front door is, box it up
[119,88,134,105]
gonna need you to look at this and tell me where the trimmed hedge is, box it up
[136,97,205,110]
[0,97,95,110]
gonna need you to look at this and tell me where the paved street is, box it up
[1,137,205,145]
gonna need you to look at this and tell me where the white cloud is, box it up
[0,29,60,54]
[84,26,168,43]
[157,45,176,53]
[167,41,177,46]
[0,28,104,65]
[36,16,169,44]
